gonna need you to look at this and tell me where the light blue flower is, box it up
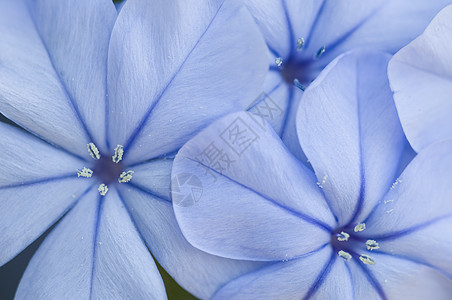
[244,0,451,161]
[0,0,267,298]
[172,49,452,299]
[388,5,452,153]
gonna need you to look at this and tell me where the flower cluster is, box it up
[1,0,452,299]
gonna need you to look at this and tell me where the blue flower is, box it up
[0,0,268,298]
[388,5,452,153]
[244,0,451,161]
[172,49,452,299]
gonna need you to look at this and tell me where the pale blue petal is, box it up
[0,123,89,266]
[127,158,173,201]
[244,0,325,59]
[17,187,167,299]
[303,0,451,65]
[388,5,452,152]
[213,246,353,300]
[248,71,308,163]
[173,111,334,261]
[0,0,93,157]
[107,0,267,164]
[297,50,408,226]
[26,0,117,151]
[346,252,452,299]
[117,184,265,299]
[360,140,452,276]
[248,69,290,135]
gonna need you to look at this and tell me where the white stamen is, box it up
[359,254,376,265]
[316,175,328,189]
[296,37,305,51]
[77,167,93,178]
[391,178,402,190]
[337,232,350,242]
[366,240,380,251]
[354,223,366,232]
[112,145,124,163]
[275,57,283,67]
[338,250,352,262]
[98,184,108,196]
[118,170,134,183]
[87,143,100,160]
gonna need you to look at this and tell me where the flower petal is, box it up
[107,0,267,164]
[213,246,353,300]
[243,0,326,59]
[0,123,89,266]
[346,252,452,299]
[0,0,95,157]
[16,187,166,299]
[360,139,452,276]
[388,5,452,152]
[303,0,451,65]
[117,184,265,299]
[173,111,334,261]
[297,50,408,226]
[26,0,117,151]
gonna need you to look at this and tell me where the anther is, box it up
[338,250,352,262]
[294,78,305,91]
[366,240,380,251]
[354,223,366,232]
[359,254,376,265]
[112,145,124,163]
[118,170,134,183]
[77,167,93,178]
[98,184,108,196]
[275,57,283,67]
[87,143,100,160]
[337,232,350,242]
[296,37,305,51]
[314,46,326,59]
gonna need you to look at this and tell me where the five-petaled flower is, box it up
[172,50,452,299]
[244,0,450,162]
[0,0,268,298]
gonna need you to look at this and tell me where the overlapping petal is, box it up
[173,111,335,261]
[0,123,90,266]
[0,0,92,157]
[117,184,264,299]
[213,246,353,300]
[107,0,267,164]
[388,5,452,152]
[16,187,166,299]
[297,50,408,225]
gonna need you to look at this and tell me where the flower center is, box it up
[76,143,134,196]
[330,223,379,265]
[274,38,327,90]
[93,156,124,184]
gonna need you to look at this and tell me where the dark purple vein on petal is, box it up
[122,1,226,155]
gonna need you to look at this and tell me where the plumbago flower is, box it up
[388,5,452,153]
[0,0,267,298]
[171,50,452,299]
[244,0,451,159]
